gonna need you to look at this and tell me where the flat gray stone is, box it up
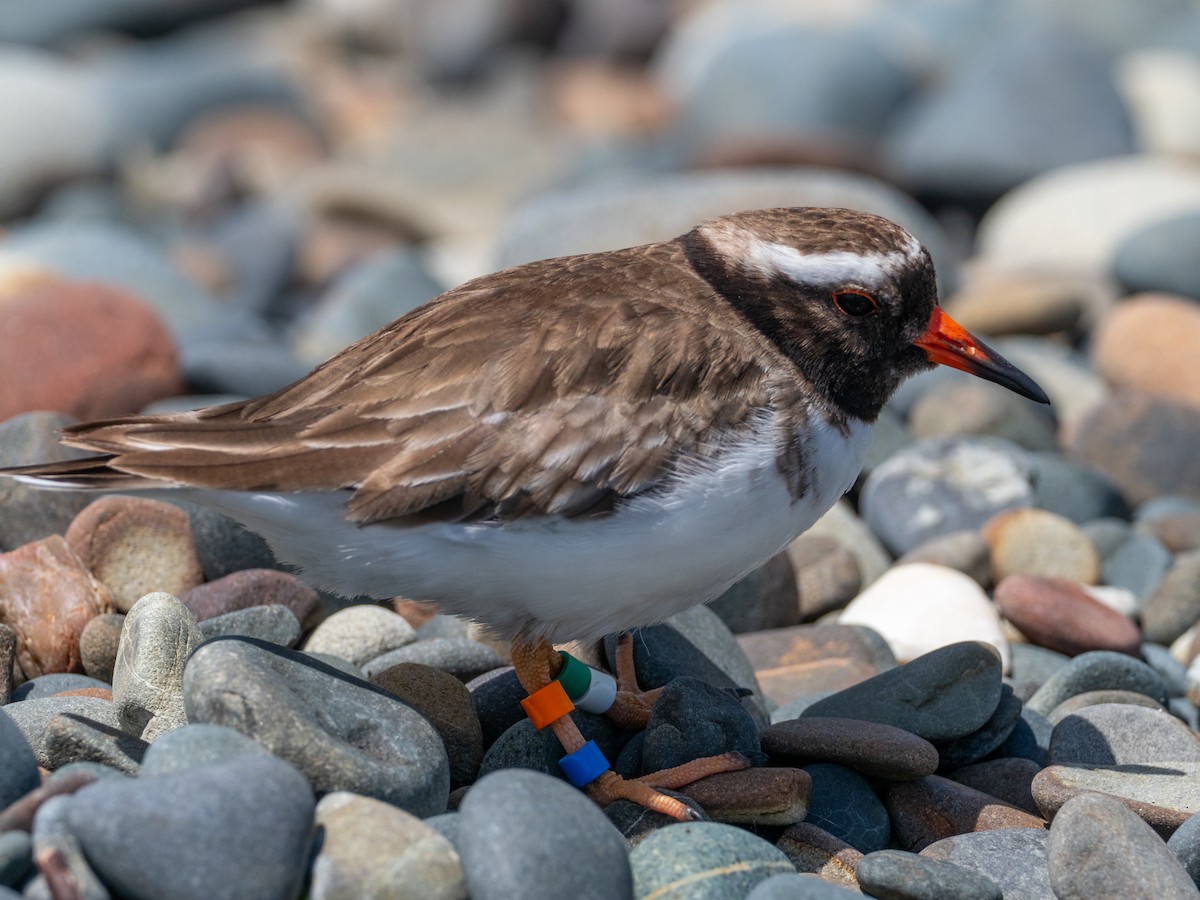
[858,849,1002,900]
[197,605,301,647]
[1049,703,1200,766]
[4,696,120,768]
[139,723,268,776]
[631,821,793,900]
[921,828,1054,900]
[1026,651,1168,717]
[183,637,449,817]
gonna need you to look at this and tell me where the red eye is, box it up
[833,290,878,317]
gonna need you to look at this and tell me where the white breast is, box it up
[186,412,874,642]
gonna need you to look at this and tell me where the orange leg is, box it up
[510,634,749,821]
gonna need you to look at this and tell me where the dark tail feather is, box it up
[0,456,156,490]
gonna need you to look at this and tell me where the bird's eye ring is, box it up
[833,289,878,317]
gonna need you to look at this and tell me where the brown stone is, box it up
[66,497,203,613]
[1092,294,1200,410]
[79,613,124,684]
[0,536,113,678]
[762,717,939,780]
[885,775,1047,852]
[0,622,14,704]
[392,598,440,630]
[1069,392,1200,505]
[0,281,183,420]
[787,535,861,620]
[179,568,320,628]
[54,687,114,701]
[370,662,483,788]
[736,624,890,706]
[1032,763,1200,838]
[944,270,1088,336]
[983,509,1101,584]
[1139,512,1200,553]
[680,767,810,826]
[994,575,1141,657]
[947,757,1043,815]
[775,822,863,888]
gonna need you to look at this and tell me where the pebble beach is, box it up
[3,1,1200,898]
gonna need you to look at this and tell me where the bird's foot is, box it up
[603,631,662,730]
[586,752,752,820]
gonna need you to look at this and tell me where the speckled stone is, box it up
[948,757,1043,815]
[1049,703,1200,765]
[920,829,1052,899]
[1142,552,1200,647]
[362,637,503,683]
[1047,792,1200,899]
[775,822,864,889]
[737,623,895,705]
[302,605,417,666]
[886,775,1047,852]
[857,849,1003,900]
[983,508,1101,584]
[1046,689,1167,724]
[78,613,124,684]
[1032,761,1200,835]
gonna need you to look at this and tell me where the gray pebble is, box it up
[4,697,120,768]
[921,828,1053,899]
[302,605,416,667]
[1026,651,1169,716]
[857,849,1002,900]
[198,604,302,647]
[42,713,147,775]
[631,821,793,900]
[362,637,503,683]
[0,708,39,809]
[1168,810,1200,889]
[139,723,268,776]
[12,673,110,702]
[746,873,860,898]
[1049,704,1200,766]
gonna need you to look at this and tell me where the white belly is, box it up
[184,415,874,642]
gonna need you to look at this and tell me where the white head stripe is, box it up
[742,237,922,287]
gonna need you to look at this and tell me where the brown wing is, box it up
[58,244,774,524]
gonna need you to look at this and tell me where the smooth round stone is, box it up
[292,247,443,365]
[920,829,1052,900]
[1049,704,1200,765]
[802,642,1004,743]
[942,270,1092,338]
[857,849,1003,900]
[371,662,484,788]
[0,534,114,679]
[1048,792,1200,899]
[1118,48,1200,157]
[948,757,1043,815]
[0,708,39,809]
[886,776,1046,853]
[178,567,319,628]
[1008,643,1071,696]
[746,873,860,898]
[882,24,1133,201]
[790,536,861,622]
[663,605,767,713]
[12,673,110,702]
[311,791,466,900]
[112,591,203,740]
[606,790,706,847]
[709,552,801,633]
[1167,810,1200,887]
[182,320,311,397]
[1026,452,1130,525]
[631,821,793,900]
[302,605,417,667]
[1032,761,1200,834]
[1142,552,1200,646]
[935,684,1023,769]
[1070,393,1200,506]
[737,623,895,706]
[0,830,32,891]
[198,604,302,647]
[1025,651,1169,716]
[976,155,1200,275]
[362,637,503,683]
[805,499,893,586]
[897,531,991,585]
[65,497,202,613]
[27,792,109,898]
[61,755,313,900]
[78,613,124,684]
[1138,498,1200,553]
[983,509,1101,584]
[908,380,1058,452]
[1142,642,1191,698]
[860,438,1034,556]
[1093,294,1200,409]
[184,505,281,583]
[642,676,762,773]
[774,822,863,888]
[682,768,810,827]
[803,763,891,854]
[0,411,93,551]
[460,770,632,900]
[42,712,147,774]
[838,563,1010,668]
[1047,690,1167,724]
[762,717,938,780]
[995,575,1141,657]
[184,637,449,817]
[5,696,120,768]
[139,723,268,777]
[1104,533,1173,601]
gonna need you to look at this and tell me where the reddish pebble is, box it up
[66,497,203,613]
[0,281,183,420]
[762,717,939,780]
[885,775,1047,852]
[995,574,1141,657]
[775,822,864,888]
[0,536,113,677]
[179,568,320,628]
[736,624,890,705]
[681,768,811,826]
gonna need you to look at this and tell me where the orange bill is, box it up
[913,307,1050,404]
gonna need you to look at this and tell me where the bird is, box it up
[2,206,1048,818]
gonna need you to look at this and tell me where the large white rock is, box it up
[838,562,1010,670]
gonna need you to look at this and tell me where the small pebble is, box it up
[0,708,39,809]
[885,775,1046,852]
[775,821,864,888]
[302,604,416,666]
[737,623,894,704]
[362,637,503,683]
[803,762,891,853]
[920,828,1053,899]
[1047,689,1167,724]
[1025,651,1168,716]
[631,821,793,899]
[994,574,1141,657]
[1032,761,1200,834]
[179,568,320,628]
[681,767,811,827]
[857,849,1003,900]
[762,717,939,780]
[78,613,124,683]
[641,676,761,772]
[139,723,268,776]
[197,604,302,647]
[982,508,1101,584]
[1142,551,1200,647]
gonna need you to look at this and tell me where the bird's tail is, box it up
[0,455,149,491]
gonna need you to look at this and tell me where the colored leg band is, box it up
[559,740,609,788]
[554,651,592,701]
[574,668,618,714]
[520,680,574,730]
